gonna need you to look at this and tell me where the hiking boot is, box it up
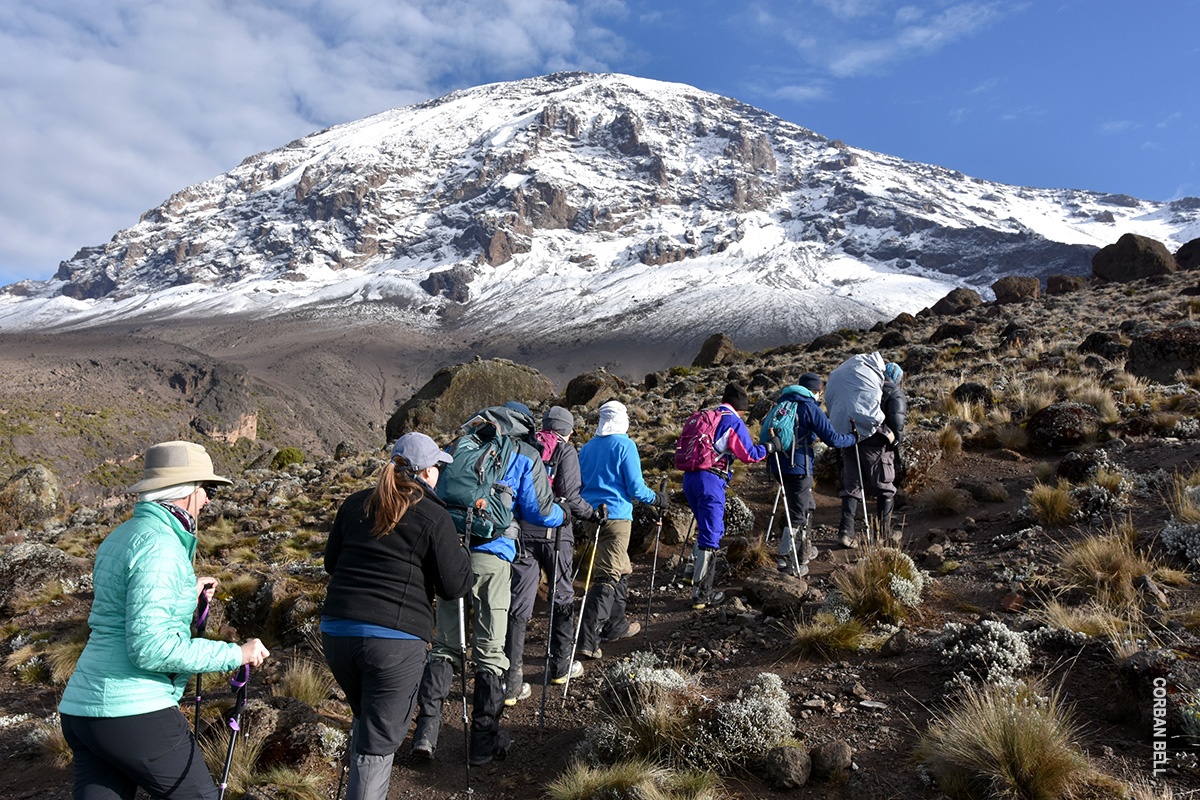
[839,534,859,549]
[550,660,583,685]
[691,590,725,610]
[601,621,640,642]
[804,542,820,561]
[503,681,531,707]
[578,647,603,660]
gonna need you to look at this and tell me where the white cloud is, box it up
[773,83,829,103]
[1099,120,1139,134]
[0,0,626,283]
[1157,112,1182,129]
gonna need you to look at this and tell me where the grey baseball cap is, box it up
[390,432,453,471]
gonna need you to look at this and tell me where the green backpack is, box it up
[437,412,520,540]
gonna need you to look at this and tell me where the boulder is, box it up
[0,465,67,533]
[888,312,918,328]
[929,321,978,344]
[1127,324,1200,384]
[0,542,91,613]
[1092,233,1177,281]
[806,332,846,352]
[385,358,555,440]
[811,739,854,779]
[692,333,738,367]
[1078,331,1129,363]
[564,369,627,410]
[991,275,1040,304]
[878,330,908,348]
[1178,237,1200,271]
[931,287,982,316]
[764,746,811,789]
[741,566,810,617]
[1046,274,1085,295]
[1025,402,1101,454]
[998,322,1036,349]
[951,381,995,409]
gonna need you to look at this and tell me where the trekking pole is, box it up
[763,483,782,544]
[673,514,696,584]
[458,595,472,795]
[563,505,605,705]
[772,452,802,576]
[217,664,250,800]
[539,524,562,734]
[191,589,210,735]
[849,421,873,546]
[644,479,669,648]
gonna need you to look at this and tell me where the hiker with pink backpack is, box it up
[675,383,786,609]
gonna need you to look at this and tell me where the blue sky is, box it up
[1,0,1196,285]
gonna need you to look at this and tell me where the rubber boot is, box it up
[878,496,898,545]
[838,496,859,549]
[503,615,529,706]
[411,658,454,759]
[469,671,511,767]
[691,546,724,609]
[577,579,616,659]
[345,751,394,800]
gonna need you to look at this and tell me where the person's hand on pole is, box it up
[239,639,270,666]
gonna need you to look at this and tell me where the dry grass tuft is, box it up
[200,727,266,797]
[1058,527,1156,609]
[790,613,868,660]
[252,766,327,800]
[916,679,1092,800]
[832,545,926,623]
[922,486,969,516]
[45,625,90,685]
[725,536,773,577]
[546,759,725,800]
[272,657,334,706]
[937,424,964,459]
[1027,480,1076,527]
[992,423,1028,451]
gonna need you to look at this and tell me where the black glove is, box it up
[653,490,669,509]
[766,433,784,454]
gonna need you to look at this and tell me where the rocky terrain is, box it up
[6,252,1200,798]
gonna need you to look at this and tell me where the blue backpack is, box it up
[759,394,799,455]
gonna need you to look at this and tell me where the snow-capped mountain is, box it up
[2,72,1197,348]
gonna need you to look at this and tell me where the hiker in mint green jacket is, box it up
[59,441,270,800]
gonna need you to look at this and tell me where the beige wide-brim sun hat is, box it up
[126,441,233,494]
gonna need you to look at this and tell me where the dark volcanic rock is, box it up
[951,381,995,409]
[1178,237,1200,271]
[1025,402,1101,453]
[1047,274,1085,295]
[692,333,739,367]
[764,746,811,789]
[385,358,555,440]
[931,287,983,315]
[991,275,1040,304]
[929,321,977,344]
[0,542,91,613]
[1127,324,1200,384]
[1092,233,1177,281]
[564,369,627,410]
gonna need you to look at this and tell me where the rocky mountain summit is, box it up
[7,266,1200,798]
[3,72,1198,357]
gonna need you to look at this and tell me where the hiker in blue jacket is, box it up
[765,373,855,576]
[576,400,667,659]
[681,383,783,609]
[411,403,564,767]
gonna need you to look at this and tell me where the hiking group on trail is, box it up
[58,351,907,800]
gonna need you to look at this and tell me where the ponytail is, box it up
[365,456,424,538]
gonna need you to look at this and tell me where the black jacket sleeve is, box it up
[426,509,472,601]
[882,382,908,447]
[552,442,594,520]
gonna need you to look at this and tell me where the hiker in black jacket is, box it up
[503,406,594,705]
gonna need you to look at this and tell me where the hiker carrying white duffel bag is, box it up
[823,353,907,548]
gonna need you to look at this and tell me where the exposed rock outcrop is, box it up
[1092,233,1177,281]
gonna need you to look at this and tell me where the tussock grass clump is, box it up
[200,727,266,797]
[725,536,772,577]
[547,759,725,800]
[1058,527,1155,609]
[992,423,1028,451]
[916,680,1092,800]
[272,658,334,706]
[922,486,969,516]
[252,766,327,800]
[937,424,964,458]
[832,545,928,623]
[45,625,89,684]
[790,613,868,660]
[1037,600,1134,639]
[1027,480,1076,527]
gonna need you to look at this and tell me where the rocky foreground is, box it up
[4,254,1200,798]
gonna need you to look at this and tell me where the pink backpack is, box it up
[673,409,723,471]
[535,430,559,463]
